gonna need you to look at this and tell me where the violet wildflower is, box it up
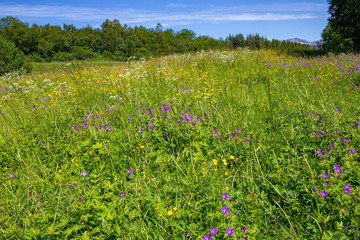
[4,226,7,229]
[241,227,247,233]
[334,129,337,133]
[120,193,124,197]
[312,187,316,192]
[221,193,229,200]
[78,198,81,201]
[344,224,348,228]
[9,173,13,178]
[29,191,32,195]
[335,108,339,111]
[343,138,348,142]
[226,228,234,235]
[221,206,229,214]
[81,172,88,177]
[316,149,322,155]
[344,184,351,194]
[203,234,211,240]
[320,191,327,198]
[185,231,189,239]
[70,183,74,188]
[324,181,329,185]
[127,169,132,174]
[322,173,328,178]
[210,228,218,234]
[329,143,334,148]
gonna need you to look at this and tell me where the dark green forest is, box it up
[0,16,315,64]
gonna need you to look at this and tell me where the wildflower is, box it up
[335,108,339,111]
[78,198,82,201]
[312,187,316,192]
[29,191,32,195]
[329,143,334,148]
[348,150,356,153]
[4,226,7,229]
[213,159,218,165]
[343,138,348,142]
[185,231,189,239]
[70,183,74,188]
[221,193,229,200]
[344,224,348,228]
[334,130,338,133]
[226,228,234,235]
[173,207,178,211]
[120,193,124,197]
[203,234,211,240]
[241,227,247,233]
[222,159,228,165]
[320,191,327,198]
[322,173,328,178]
[210,228,218,234]
[221,206,229,214]
[344,184,351,193]
[230,155,235,160]
[316,149,322,154]
[167,210,173,216]
[8,173,13,178]
[81,172,88,177]
[324,181,329,185]
[127,169,132,174]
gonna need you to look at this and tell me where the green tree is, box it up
[0,37,25,75]
[322,0,360,52]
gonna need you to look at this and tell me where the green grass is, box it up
[0,49,360,239]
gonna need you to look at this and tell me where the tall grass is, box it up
[0,49,359,239]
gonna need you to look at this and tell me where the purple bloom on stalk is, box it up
[120,192,124,197]
[70,183,74,188]
[329,143,334,148]
[241,227,247,233]
[312,187,316,192]
[226,228,234,235]
[343,138,348,142]
[334,129,338,133]
[335,108,339,111]
[29,191,32,195]
[348,150,356,153]
[344,224,348,228]
[312,131,316,134]
[322,173,328,178]
[42,145,46,148]
[127,169,132,174]
[78,198,81,201]
[4,226,7,229]
[210,228,218,234]
[320,191,327,198]
[203,234,211,240]
[247,134,251,137]
[324,181,329,185]
[9,173,13,178]
[221,193,229,200]
[81,172,88,177]
[185,231,189,238]
[221,206,229,214]
[301,127,304,130]
[316,149,321,154]
[305,112,309,114]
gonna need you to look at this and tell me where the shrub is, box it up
[0,37,25,75]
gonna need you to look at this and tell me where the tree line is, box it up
[0,16,315,63]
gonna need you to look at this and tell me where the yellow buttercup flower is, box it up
[167,210,173,216]
[173,207,178,211]
[230,155,235,160]
[213,159,218,165]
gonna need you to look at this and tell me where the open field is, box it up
[1,49,360,239]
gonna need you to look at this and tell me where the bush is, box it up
[0,37,25,75]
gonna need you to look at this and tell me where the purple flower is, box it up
[127,169,132,174]
[210,228,218,234]
[344,224,348,228]
[221,193,229,200]
[247,134,251,137]
[221,206,229,214]
[70,183,74,188]
[8,173,13,178]
[226,228,234,235]
[343,138,348,142]
[348,150,356,153]
[312,187,316,192]
[203,234,211,240]
[120,193,124,197]
[335,108,339,111]
[329,143,334,149]
[305,112,309,114]
[78,197,82,201]
[334,129,338,133]
[81,172,88,177]
[241,227,247,233]
[320,191,327,198]
[4,226,7,229]
[185,231,189,239]
[316,149,322,155]
[322,173,328,178]
[324,181,329,185]
[29,191,32,195]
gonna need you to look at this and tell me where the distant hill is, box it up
[286,38,321,49]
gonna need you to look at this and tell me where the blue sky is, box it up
[0,0,329,41]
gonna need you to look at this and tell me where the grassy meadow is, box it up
[1,49,360,239]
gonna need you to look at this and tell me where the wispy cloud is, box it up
[0,3,320,27]
[167,3,188,8]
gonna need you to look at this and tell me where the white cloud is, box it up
[167,3,188,8]
[0,3,320,27]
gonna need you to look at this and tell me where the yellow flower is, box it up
[222,159,228,165]
[173,207,178,211]
[212,159,218,165]
[195,201,199,205]
[214,168,217,171]
[124,206,128,210]
[155,206,159,210]
[167,210,173,216]
[230,155,235,160]
[225,172,229,176]
[225,186,229,191]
